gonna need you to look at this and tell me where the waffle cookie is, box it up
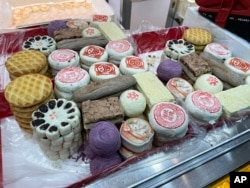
[4,74,54,132]
[22,35,56,56]
[31,98,82,160]
[5,50,49,80]
[183,28,212,54]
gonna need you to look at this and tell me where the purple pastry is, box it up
[47,20,68,37]
[88,121,121,157]
[157,60,182,83]
[90,154,123,174]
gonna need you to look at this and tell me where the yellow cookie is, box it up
[6,50,47,77]
[183,28,212,45]
[5,73,53,108]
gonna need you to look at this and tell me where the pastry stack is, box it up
[183,27,213,54]
[4,74,54,133]
[5,50,51,80]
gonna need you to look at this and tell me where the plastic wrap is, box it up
[0,21,249,187]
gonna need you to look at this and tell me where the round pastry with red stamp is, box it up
[166,77,194,100]
[79,45,108,66]
[194,74,223,94]
[105,39,134,62]
[119,56,148,75]
[48,49,80,76]
[120,118,154,153]
[184,90,222,123]
[148,102,189,144]
[89,62,120,82]
[54,66,90,100]
[224,57,250,77]
[204,42,232,61]
[119,89,146,117]
[82,26,101,38]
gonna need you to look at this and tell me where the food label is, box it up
[228,57,250,73]
[93,15,108,22]
[51,49,75,62]
[125,56,144,69]
[153,103,185,129]
[108,40,130,53]
[83,45,104,59]
[58,67,85,83]
[94,63,116,75]
[207,43,229,55]
[191,91,221,113]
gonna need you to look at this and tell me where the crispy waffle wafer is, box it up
[5,74,53,108]
[183,28,212,46]
[6,50,47,78]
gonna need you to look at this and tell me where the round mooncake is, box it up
[120,118,154,153]
[184,90,222,123]
[89,62,120,82]
[204,42,232,60]
[119,89,146,117]
[148,102,189,144]
[119,56,148,75]
[79,45,108,66]
[224,57,250,77]
[82,27,101,38]
[105,39,134,62]
[194,74,223,94]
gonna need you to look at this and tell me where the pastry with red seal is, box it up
[184,90,222,123]
[82,27,102,38]
[224,57,250,78]
[48,49,80,76]
[54,66,90,100]
[148,102,189,145]
[119,56,148,75]
[89,62,120,82]
[119,89,146,117]
[79,45,108,67]
[105,39,134,64]
[204,42,232,61]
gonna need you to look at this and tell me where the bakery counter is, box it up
[81,117,250,188]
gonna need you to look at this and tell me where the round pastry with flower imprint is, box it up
[89,62,120,82]
[22,35,56,56]
[224,57,250,78]
[30,98,82,160]
[120,118,154,153]
[148,102,189,145]
[204,42,232,61]
[48,49,80,76]
[90,14,113,27]
[119,89,146,117]
[105,39,134,63]
[82,27,101,38]
[79,45,108,67]
[54,66,90,100]
[119,56,148,75]
[164,39,195,60]
[166,77,194,100]
[184,90,222,123]
[194,74,223,94]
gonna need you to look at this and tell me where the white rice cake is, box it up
[133,71,175,109]
[215,84,250,117]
